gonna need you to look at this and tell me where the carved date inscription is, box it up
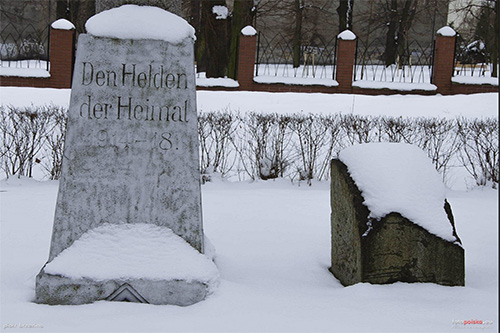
[94,129,175,151]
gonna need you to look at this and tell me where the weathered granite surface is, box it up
[330,159,465,286]
[35,10,214,305]
[36,269,210,306]
[48,34,204,262]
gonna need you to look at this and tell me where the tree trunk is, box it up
[228,0,254,79]
[200,0,230,78]
[293,0,302,68]
[385,0,398,66]
[492,0,498,77]
[337,0,354,31]
[396,0,417,67]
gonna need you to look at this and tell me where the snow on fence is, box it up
[1,105,497,188]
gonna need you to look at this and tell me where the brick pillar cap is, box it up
[241,25,257,36]
[437,26,456,37]
[338,30,356,40]
[51,19,75,30]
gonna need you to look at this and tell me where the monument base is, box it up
[35,223,219,306]
[35,270,211,306]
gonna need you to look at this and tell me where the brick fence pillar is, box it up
[432,26,456,95]
[336,30,357,93]
[237,26,257,91]
[49,19,76,88]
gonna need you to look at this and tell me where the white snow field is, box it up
[0,87,498,332]
[0,87,497,119]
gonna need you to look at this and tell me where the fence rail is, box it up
[354,37,434,84]
[0,22,50,71]
[0,0,52,71]
[255,32,337,80]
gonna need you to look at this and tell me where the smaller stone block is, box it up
[330,145,465,287]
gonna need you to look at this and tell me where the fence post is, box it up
[432,26,456,95]
[336,30,357,93]
[49,19,75,88]
[237,26,257,91]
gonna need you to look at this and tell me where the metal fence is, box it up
[354,37,434,84]
[255,32,337,80]
[0,1,52,71]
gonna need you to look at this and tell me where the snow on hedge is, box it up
[85,5,195,43]
[338,143,456,242]
[44,223,219,289]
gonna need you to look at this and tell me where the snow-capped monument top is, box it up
[85,4,195,43]
[339,143,456,242]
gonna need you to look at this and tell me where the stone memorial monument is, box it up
[35,5,218,306]
[330,143,464,287]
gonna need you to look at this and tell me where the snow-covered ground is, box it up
[0,177,497,332]
[0,87,498,332]
[1,87,498,120]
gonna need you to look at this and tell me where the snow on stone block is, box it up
[338,30,356,40]
[339,143,455,241]
[437,26,456,37]
[44,223,219,283]
[241,25,257,36]
[37,224,219,305]
[51,19,75,30]
[85,4,195,43]
[330,142,464,287]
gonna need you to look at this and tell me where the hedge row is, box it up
[1,105,498,188]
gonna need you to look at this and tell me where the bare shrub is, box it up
[0,105,54,178]
[457,117,499,188]
[246,112,293,180]
[415,117,462,180]
[379,116,418,143]
[290,114,330,184]
[317,114,344,181]
[40,106,67,180]
[197,109,240,180]
[341,114,378,145]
